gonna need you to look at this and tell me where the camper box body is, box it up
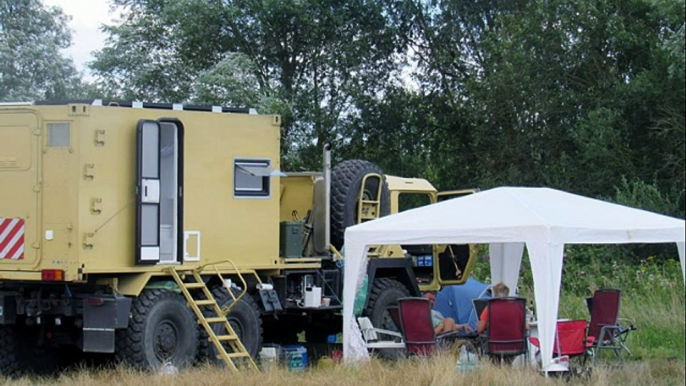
[0,102,283,288]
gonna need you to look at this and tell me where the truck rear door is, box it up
[0,110,41,266]
[135,119,184,265]
[436,189,478,203]
[435,189,478,285]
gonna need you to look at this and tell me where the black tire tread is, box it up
[0,324,61,377]
[115,289,198,369]
[363,277,410,320]
[363,278,410,359]
[0,326,21,377]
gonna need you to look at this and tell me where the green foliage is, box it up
[379,0,683,210]
[90,0,196,102]
[193,52,261,107]
[614,177,684,218]
[610,177,685,261]
[0,0,84,101]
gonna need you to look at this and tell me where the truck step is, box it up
[183,283,206,289]
[205,316,227,323]
[194,300,216,306]
[215,335,238,342]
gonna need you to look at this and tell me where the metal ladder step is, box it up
[216,335,238,342]
[183,283,206,289]
[219,352,252,359]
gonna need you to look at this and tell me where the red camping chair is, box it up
[397,297,461,357]
[586,289,635,364]
[483,297,528,362]
[530,320,590,368]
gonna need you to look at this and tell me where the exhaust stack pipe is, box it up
[323,143,331,254]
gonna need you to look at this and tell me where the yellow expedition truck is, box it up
[0,101,475,375]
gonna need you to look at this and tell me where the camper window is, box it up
[234,159,271,197]
[48,123,70,147]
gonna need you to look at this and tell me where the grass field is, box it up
[2,252,683,386]
[1,357,684,386]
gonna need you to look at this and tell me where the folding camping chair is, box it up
[530,320,590,370]
[389,307,402,335]
[397,297,462,357]
[481,297,528,363]
[472,298,490,322]
[585,289,636,364]
[358,316,405,351]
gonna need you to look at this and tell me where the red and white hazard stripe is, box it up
[0,218,25,260]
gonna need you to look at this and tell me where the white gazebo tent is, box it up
[342,187,685,371]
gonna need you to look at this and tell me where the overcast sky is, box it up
[42,0,119,80]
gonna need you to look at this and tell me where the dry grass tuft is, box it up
[2,354,683,386]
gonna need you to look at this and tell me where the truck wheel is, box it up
[0,325,60,377]
[0,325,25,377]
[116,289,198,370]
[198,287,263,365]
[364,278,410,359]
[330,159,390,249]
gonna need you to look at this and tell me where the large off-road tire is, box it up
[0,325,25,378]
[364,278,410,359]
[115,289,198,370]
[330,159,390,249]
[0,324,63,377]
[197,287,263,365]
[0,325,25,377]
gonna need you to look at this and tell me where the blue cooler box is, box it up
[281,344,307,371]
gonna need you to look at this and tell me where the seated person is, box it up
[476,282,529,334]
[423,292,474,334]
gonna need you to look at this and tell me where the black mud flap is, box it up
[80,295,132,353]
[0,294,17,325]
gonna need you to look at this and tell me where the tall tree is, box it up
[384,0,684,205]
[472,0,684,201]
[91,0,405,169]
[0,0,83,101]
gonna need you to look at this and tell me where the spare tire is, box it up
[330,160,390,249]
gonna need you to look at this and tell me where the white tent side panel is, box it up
[489,242,525,296]
[526,242,565,371]
[678,242,685,286]
[342,237,371,360]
